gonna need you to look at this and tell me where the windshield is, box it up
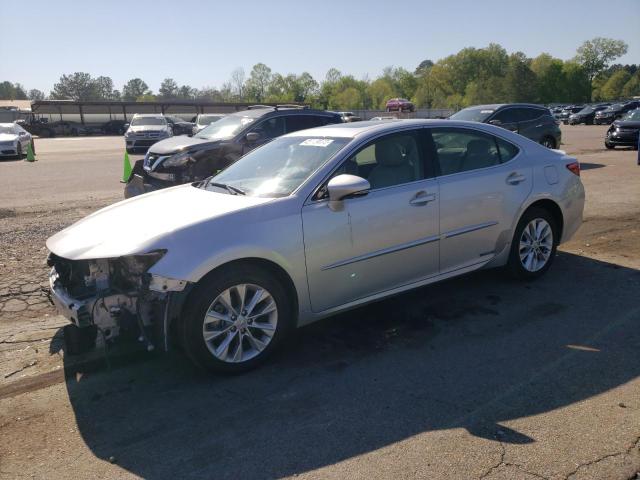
[196,115,254,140]
[197,115,223,126]
[131,117,166,126]
[0,125,16,134]
[449,108,494,122]
[577,107,594,114]
[622,109,640,121]
[204,136,350,197]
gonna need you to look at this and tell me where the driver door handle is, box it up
[409,191,436,206]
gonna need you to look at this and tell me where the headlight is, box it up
[125,130,135,137]
[161,151,194,168]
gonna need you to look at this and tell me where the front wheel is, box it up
[605,141,615,150]
[507,208,558,280]
[180,265,293,373]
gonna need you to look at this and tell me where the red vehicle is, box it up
[385,98,415,112]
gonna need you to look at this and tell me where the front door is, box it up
[302,130,440,312]
[431,127,532,273]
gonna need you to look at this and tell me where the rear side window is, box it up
[286,115,329,133]
[491,108,519,124]
[431,128,519,175]
[253,117,285,138]
[519,108,547,121]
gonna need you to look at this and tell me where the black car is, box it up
[124,106,342,197]
[101,120,127,135]
[165,116,195,136]
[605,108,640,150]
[568,104,611,125]
[448,103,561,149]
[594,101,640,125]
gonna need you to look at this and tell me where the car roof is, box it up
[0,123,17,127]
[227,107,338,119]
[284,118,511,139]
[132,113,165,118]
[463,103,548,111]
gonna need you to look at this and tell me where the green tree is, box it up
[28,89,45,101]
[245,63,273,102]
[229,68,245,100]
[561,62,591,102]
[0,81,27,99]
[178,85,197,99]
[621,72,640,98]
[504,52,536,103]
[531,53,565,103]
[159,78,179,99]
[332,87,363,110]
[601,70,632,100]
[122,78,151,101]
[367,78,395,109]
[94,76,118,100]
[575,38,629,83]
[50,72,98,100]
[414,59,434,75]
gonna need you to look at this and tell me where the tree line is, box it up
[2,38,637,110]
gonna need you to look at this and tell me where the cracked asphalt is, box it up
[0,127,639,479]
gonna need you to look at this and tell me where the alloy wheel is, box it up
[519,218,553,272]
[202,283,278,363]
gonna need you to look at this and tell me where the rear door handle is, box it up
[506,173,526,185]
[409,191,436,206]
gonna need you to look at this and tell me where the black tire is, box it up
[16,143,22,158]
[180,264,294,374]
[605,141,615,150]
[506,207,558,280]
[540,136,556,149]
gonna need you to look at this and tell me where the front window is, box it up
[204,136,349,197]
[196,115,254,140]
[131,117,167,126]
[449,107,495,123]
[197,115,223,127]
[622,109,640,121]
[577,107,594,115]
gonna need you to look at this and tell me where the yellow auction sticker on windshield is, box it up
[300,138,334,147]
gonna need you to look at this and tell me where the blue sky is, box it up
[2,0,639,94]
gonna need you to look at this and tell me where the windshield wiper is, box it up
[208,181,246,195]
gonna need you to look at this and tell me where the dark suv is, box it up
[449,104,561,149]
[124,106,342,197]
[165,115,196,136]
[594,101,640,125]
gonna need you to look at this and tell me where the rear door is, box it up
[516,108,549,142]
[431,127,532,273]
[488,108,519,132]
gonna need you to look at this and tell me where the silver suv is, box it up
[124,114,173,153]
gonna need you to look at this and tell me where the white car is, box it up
[0,123,33,158]
[193,114,226,134]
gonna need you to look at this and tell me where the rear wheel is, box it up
[507,207,558,280]
[180,265,293,373]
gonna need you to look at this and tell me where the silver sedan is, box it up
[0,122,34,158]
[47,120,584,372]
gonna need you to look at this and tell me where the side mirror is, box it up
[245,131,262,143]
[488,119,502,126]
[327,174,370,211]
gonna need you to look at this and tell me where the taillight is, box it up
[566,161,580,176]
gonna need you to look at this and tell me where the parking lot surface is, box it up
[0,126,638,479]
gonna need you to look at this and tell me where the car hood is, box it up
[0,133,18,142]
[148,135,213,154]
[129,125,169,132]
[613,120,640,128]
[46,185,272,260]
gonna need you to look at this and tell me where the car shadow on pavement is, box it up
[580,162,606,170]
[62,252,640,479]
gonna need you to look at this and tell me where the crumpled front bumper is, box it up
[49,268,94,328]
[124,173,166,198]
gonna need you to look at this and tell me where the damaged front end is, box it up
[47,250,190,354]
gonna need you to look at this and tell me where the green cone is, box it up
[25,141,36,162]
[122,150,133,182]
